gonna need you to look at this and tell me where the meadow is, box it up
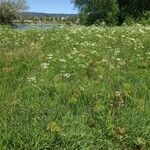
[0,25,150,149]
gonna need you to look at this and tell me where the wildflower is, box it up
[91,43,96,46]
[74,58,80,62]
[47,54,53,60]
[146,52,150,55]
[59,59,66,63]
[72,30,77,34]
[71,49,78,55]
[114,49,120,55]
[41,62,49,69]
[79,53,85,58]
[79,64,86,68]
[47,54,53,57]
[96,34,102,38]
[63,73,71,79]
[98,75,103,79]
[109,64,115,69]
[121,35,126,38]
[27,76,36,83]
[138,29,145,34]
[101,59,108,63]
[40,36,44,40]
[66,54,74,59]
[116,58,121,61]
[136,54,143,60]
[30,42,35,46]
[115,91,122,98]
[65,37,70,40]
[91,50,98,55]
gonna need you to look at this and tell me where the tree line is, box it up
[0,0,149,26]
[72,0,150,25]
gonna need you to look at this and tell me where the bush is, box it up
[0,0,28,25]
[124,16,135,26]
[139,11,150,25]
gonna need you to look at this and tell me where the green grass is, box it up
[0,25,150,150]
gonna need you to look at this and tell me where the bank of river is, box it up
[16,24,65,30]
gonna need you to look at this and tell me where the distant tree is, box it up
[0,0,28,25]
[72,0,119,25]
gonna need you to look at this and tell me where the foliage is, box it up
[123,11,150,26]
[117,0,150,24]
[138,11,150,25]
[0,25,150,149]
[72,0,150,25]
[72,0,119,25]
[0,0,28,25]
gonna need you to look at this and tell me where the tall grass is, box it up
[0,25,150,149]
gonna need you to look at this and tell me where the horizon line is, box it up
[24,11,78,15]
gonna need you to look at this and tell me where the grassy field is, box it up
[0,25,150,150]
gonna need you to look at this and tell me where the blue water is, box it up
[16,24,64,30]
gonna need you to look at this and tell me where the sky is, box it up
[27,0,78,14]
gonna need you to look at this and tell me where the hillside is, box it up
[22,12,77,17]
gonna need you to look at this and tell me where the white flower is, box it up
[96,34,102,38]
[79,64,86,68]
[66,54,74,59]
[63,73,71,79]
[138,29,145,34]
[118,61,126,66]
[136,54,143,60]
[91,50,98,55]
[91,43,95,46]
[65,37,70,40]
[59,59,66,63]
[98,75,103,79]
[114,49,120,55]
[27,76,36,83]
[41,62,49,69]
[116,58,121,61]
[71,49,78,55]
[79,53,85,58]
[47,54,53,57]
[47,54,53,60]
[109,64,115,69]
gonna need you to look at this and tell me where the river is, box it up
[16,24,64,30]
